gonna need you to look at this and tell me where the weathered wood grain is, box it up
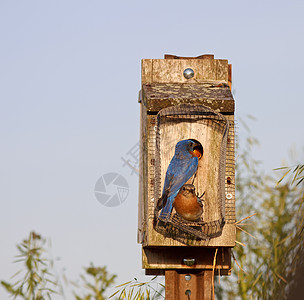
[158,119,223,223]
[202,58,217,80]
[141,57,229,84]
[138,108,236,247]
[228,64,232,90]
[142,82,234,113]
[141,59,153,84]
[138,55,236,270]
[137,103,146,244]
[225,115,236,224]
[216,59,229,81]
[143,247,231,270]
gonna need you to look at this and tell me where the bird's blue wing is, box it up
[159,157,198,220]
[168,157,198,197]
[162,164,174,195]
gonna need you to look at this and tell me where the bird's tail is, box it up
[156,192,168,211]
[158,194,175,222]
[157,189,179,221]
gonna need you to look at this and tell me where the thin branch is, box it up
[212,248,218,300]
[235,213,256,225]
[231,251,248,275]
[236,225,257,240]
[235,240,246,247]
[274,271,288,284]
[236,222,253,226]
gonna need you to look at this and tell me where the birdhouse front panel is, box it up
[138,55,235,270]
[154,104,229,239]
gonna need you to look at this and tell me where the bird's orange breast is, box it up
[173,192,203,221]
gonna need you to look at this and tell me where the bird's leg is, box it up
[191,171,197,184]
[197,191,205,198]
[196,191,205,207]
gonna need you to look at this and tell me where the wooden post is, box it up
[165,270,213,299]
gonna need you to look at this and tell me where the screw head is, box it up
[183,68,194,79]
[185,275,191,281]
[226,193,232,200]
[183,258,196,266]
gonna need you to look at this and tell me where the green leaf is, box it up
[273,167,289,171]
[276,169,291,186]
[115,280,133,288]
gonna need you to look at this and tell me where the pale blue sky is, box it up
[1,0,304,298]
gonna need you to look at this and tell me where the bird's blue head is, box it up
[175,139,203,159]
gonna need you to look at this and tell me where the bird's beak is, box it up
[192,141,204,159]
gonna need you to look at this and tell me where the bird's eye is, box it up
[189,142,193,147]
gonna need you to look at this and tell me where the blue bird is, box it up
[157,139,203,221]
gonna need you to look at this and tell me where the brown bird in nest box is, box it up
[173,184,204,222]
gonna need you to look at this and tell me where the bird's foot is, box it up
[158,214,170,223]
[197,191,205,199]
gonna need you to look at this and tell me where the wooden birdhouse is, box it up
[138,54,235,275]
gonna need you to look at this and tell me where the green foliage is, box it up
[276,164,304,186]
[217,132,304,299]
[1,233,117,300]
[1,231,58,300]
[72,263,116,300]
[109,276,165,300]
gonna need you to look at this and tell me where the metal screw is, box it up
[185,274,191,281]
[183,68,194,79]
[226,193,232,200]
[183,258,196,266]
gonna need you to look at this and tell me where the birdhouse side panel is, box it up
[138,103,147,244]
[224,114,235,224]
